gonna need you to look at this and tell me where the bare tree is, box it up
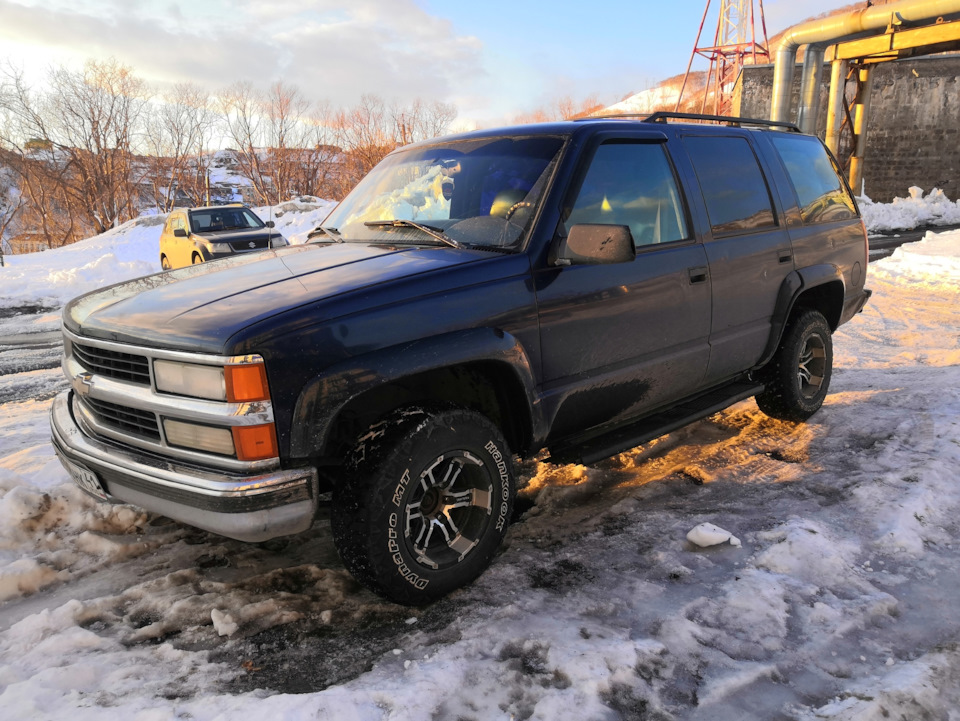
[0,149,24,263]
[143,83,217,211]
[0,59,149,240]
[329,94,457,199]
[392,98,457,145]
[513,94,606,124]
[284,100,340,200]
[217,81,272,205]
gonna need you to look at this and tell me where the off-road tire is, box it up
[331,406,515,605]
[756,309,833,422]
[160,255,171,270]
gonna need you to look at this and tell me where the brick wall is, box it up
[736,56,960,203]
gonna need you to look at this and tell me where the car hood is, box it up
[65,243,486,353]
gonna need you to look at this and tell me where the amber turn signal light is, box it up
[225,363,269,403]
[232,423,278,461]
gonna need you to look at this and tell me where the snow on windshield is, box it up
[339,164,451,227]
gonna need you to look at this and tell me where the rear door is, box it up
[764,132,866,302]
[535,134,712,440]
[679,133,794,385]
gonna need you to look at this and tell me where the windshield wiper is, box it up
[363,219,463,249]
[309,226,345,243]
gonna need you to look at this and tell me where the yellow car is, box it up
[159,204,288,269]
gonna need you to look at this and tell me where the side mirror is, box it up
[265,220,275,228]
[173,228,187,238]
[554,224,635,266]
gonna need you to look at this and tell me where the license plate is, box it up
[59,455,108,501]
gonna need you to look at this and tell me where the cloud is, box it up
[0,0,485,110]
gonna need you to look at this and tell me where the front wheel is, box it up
[331,407,515,605]
[756,309,833,422]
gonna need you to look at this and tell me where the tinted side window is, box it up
[683,136,776,235]
[565,141,689,247]
[770,133,857,224]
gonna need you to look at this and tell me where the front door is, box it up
[535,138,712,441]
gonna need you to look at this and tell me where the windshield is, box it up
[189,207,265,233]
[321,135,565,250]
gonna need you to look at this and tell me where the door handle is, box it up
[778,249,793,264]
[688,266,708,284]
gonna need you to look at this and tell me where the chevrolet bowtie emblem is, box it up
[76,372,94,396]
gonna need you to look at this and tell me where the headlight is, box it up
[162,419,278,460]
[154,360,270,403]
[154,360,226,401]
[164,419,235,456]
[205,242,232,253]
[270,237,288,248]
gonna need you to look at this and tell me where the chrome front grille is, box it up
[63,327,277,472]
[73,342,150,385]
[81,396,161,441]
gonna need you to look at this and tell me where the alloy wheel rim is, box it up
[403,451,494,571]
[797,333,827,399]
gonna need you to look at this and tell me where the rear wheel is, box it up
[331,406,514,605]
[756,309,833,421]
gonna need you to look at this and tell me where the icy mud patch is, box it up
[0,367,68,405]
[0,305,64,402]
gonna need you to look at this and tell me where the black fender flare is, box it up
[289,327,545,459]
[756,264,845,369]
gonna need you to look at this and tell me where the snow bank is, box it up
[860,186,960,233]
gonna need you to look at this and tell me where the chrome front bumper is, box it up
[50,390,318,542]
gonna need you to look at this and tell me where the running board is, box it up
[547,380,763,467]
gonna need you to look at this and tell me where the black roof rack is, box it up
[579,111,800,132]
[645,112,801,132]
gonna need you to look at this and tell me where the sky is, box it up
[0,0,845,128]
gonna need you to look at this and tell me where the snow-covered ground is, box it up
[2,195,960,718]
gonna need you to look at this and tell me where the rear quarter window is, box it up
[683,135,777,236]
[769,133,857,224]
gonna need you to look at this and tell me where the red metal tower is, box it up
[675,0,771,116]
